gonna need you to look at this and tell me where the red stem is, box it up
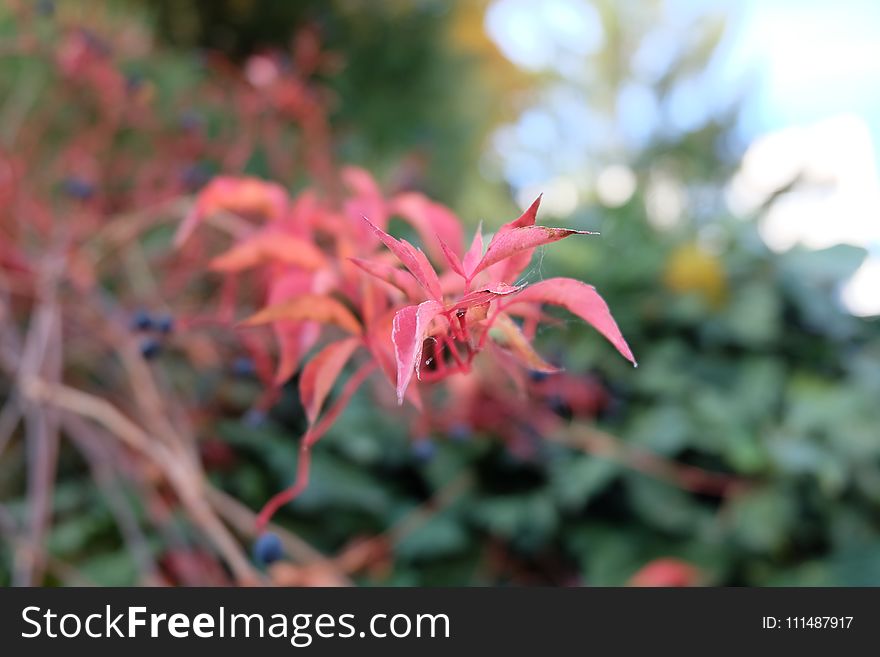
[255,360,377,530]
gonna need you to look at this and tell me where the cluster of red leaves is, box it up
[177,170,636,528]
[0,4,651,586]
[0,5,367,584]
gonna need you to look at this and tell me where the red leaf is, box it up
[461,223,484,274]
[342,166,386,227]
[629,559,701,587]
[499,194,542,232]
[299,337,361,426]
[471,226,595,279]
[439,239,466,278]
[480,197,542,284]
[446,282,523,313]
[241,294,362,335]
[490,313,560,373]
[501,278,636,365]
[208,232,326,272]
[349,257,423,300]
[174,176,288,248]
[274,324,319,385]
[390,192,464,263]
[265,272,321,385]
[391,300,444,404]
[343,166,384,199]
[362,217,442,301]
[366,309,424,411]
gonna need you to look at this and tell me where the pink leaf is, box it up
[349,257,423,300]
[299,337,361,426]
[342,166,386,226]
[470,226,596,279]
[274,324,319,385]
[391,300,444,404]
[490,313,560,373]
[439,239,466,278]
[498,194,542,233]
[462,223,484,274]
[362,217,443,301]
[241,294,362,335]
[501,278,636,365]
[365,310,424,411]
[446,282,523,313]
[342,166,384,202]
[267,271,320,385]
[480,195,550,283]
[391,192,464,263]
[208,232,327,272]
[174,176,288,248]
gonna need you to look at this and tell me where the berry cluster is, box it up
[130,309,174,359]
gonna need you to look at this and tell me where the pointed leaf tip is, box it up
[363,216,443,301]
[439,238,466,278]
[472,226,594,278]
[502,278,635,365]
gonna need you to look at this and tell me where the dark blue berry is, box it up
[62,177,95,200]
[529,370,550,383]
[154,314,174,334]
[231,357,256,378]
[181,163,209,190]
[242,408,267,428]
[548,395,572,420]
[139,337,162,360]
[411,437,436,463]
[130,309,153,331]
[448,422,472,442]
[253,532,284,566]
[37,0,55,17]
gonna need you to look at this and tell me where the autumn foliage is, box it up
[0,3,640,585]
[176,170,636,529]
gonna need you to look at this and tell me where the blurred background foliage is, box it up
[145,0,526,216]
[2,0,879,586]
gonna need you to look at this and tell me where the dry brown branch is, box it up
[63,414,163,586]
[88,198,252,263]
[13,260,63,586]
[21,378,261,584]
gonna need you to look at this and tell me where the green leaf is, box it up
[394,512,469,561]
[550,456,618,510]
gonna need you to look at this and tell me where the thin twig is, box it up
[63,414,162,585]
[21,378,262,584]
[13,260,62,586]
[548,424,751,497]
[387,472,473,545]
[0,396,21,461]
